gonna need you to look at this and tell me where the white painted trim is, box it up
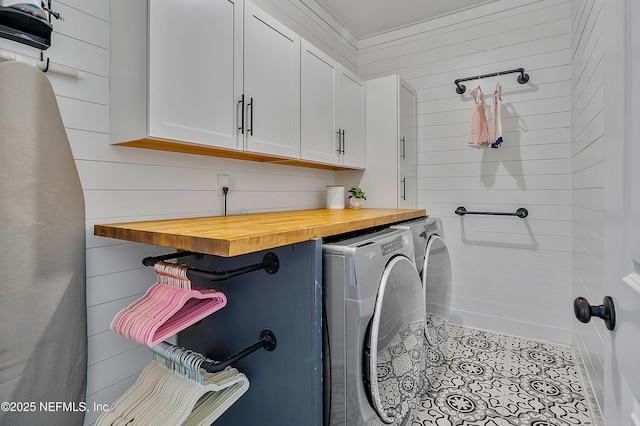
[623,273,640,295]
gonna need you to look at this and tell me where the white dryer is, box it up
[392,217,452,390]
[322,228,425,425]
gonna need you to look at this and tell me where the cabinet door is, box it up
[338,67,366,169]
[244,2,300,158]
[148,0,242,150]
[300,40,339,165]
[398,80,416,171]
[399,171,417,209]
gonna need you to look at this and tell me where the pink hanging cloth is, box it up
[468,86,490,149]
[491,82,503,149]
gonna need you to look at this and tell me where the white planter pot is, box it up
[349,198,363,209]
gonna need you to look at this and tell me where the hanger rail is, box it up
[152,329,276,374]
[142,251,280,281]
[0,48,83,79]
[201,329,277,373]
[454,67,529,94]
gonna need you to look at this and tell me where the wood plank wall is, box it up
[0,1,355,424]
[358,0,574,343]
[570,0,605,414]
[0,0,608,421]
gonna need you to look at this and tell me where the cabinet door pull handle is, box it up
[401,178,406,200]
[337,128,345,154]
[238,95,245,134]
[342,129,346,155]
[247,97,254,136]
[400,136,406,159]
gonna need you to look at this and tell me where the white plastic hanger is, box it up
[96,342,249,426]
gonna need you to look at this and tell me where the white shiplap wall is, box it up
[358,0,574,343]
[570,0,605,414]
[0,1,356,424]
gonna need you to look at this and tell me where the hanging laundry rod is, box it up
[0,48,83,79]
[455,206,528,218]
[142,251,280,281]
[454,67,529,94]
[153,329,277,374]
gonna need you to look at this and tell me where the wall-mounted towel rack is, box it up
[455,206,528,218]
[142,251,280,281]
[454,67,529,94]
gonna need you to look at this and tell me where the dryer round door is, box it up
[365,255,425,424]
[422,235,452,351]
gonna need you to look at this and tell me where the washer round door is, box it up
[365,255,425,424]
[422,235,452,364]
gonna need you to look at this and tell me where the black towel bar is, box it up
[454,67,530,94]
[142,251,280,281]
[455,206,528,218]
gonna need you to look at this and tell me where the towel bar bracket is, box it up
[262,252,280,275]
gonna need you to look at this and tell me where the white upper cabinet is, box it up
[300,40,365,168]
[337,67,366,169]
[110,0,363,170]
[300,40,338,164]
[243,2,300,158]
[147,0,243,150]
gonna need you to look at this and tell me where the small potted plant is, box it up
[347,186,366,209]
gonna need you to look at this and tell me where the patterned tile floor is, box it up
[411,324,600,426]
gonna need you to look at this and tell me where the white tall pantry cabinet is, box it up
[338,75,416,208]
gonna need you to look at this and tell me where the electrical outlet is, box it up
[217,174,230,196]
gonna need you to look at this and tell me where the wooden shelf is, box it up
[116,138,364,171]
[94,208,426,257]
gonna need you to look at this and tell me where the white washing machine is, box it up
[392,217,452,390]
[322,228,425,426]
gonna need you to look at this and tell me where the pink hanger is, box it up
[110,262,227,346]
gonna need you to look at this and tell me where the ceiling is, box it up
[316,0,498,39]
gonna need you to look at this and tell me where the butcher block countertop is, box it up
[94,208,426,257]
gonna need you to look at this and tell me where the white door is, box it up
[338,68,366,169]
[399,172,416,209]
[243,2,300,158]
[300,40,338,165]
[603,0,640,424]
[398,79,416,172]
[148,0,242,150]
[366,255,424,424]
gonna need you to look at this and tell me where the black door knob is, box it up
[573,296,616,331]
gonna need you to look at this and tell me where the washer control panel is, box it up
[381,235,407,255]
